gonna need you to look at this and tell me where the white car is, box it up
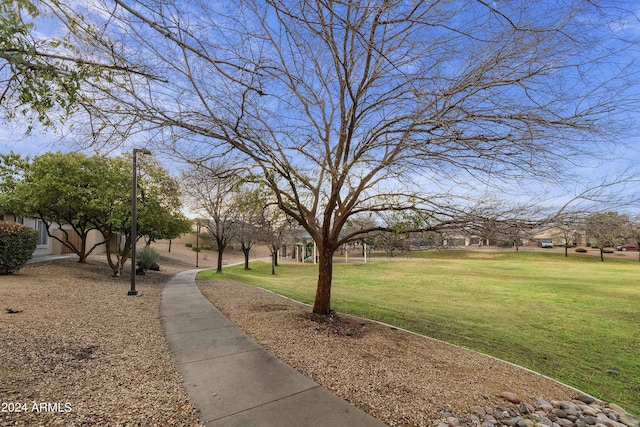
[538,239,553,248]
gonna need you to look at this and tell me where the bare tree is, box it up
[181,162,243,273]
[257,204,296,275]
[233,186,268,270]
[33,1,640,314]
[585,212,627,262]
[621,215,640,262]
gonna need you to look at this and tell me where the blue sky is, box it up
[3,1,640,215]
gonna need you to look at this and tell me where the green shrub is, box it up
[603,248,614,254]
[185,243,193,248]
[137,246,160,271]
[0,221,38,275]
[204,245,213,250]
[192,246,200,252]
[575,248,587,253]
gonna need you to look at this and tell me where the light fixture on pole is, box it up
[129,147,152,296]
[196,219,201,268]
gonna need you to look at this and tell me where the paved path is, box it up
[161,269,387,427]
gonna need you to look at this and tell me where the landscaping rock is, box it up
[498,391,522,404]
[451,397,637,427]
[577,395,597,404]
[620,413,640,427]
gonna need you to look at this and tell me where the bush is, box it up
[137,246,160,271]
[603,248,614,254]
[0,221,38,275]
[185,243,193,248]
[575,248,588,253]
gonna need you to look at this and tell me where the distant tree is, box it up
[553,213,586,257]
[181,161,242,273]
[622,215,640,262]
[585,212,626,262]
[258,205,296,275]
[233,186,267,270]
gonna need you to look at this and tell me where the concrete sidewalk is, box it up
[161,269,387,427]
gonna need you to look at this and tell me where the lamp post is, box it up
[196,219,201,268]
[129,147,152,296]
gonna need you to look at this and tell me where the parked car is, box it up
[538,239,553,248]
[616,244,639,251]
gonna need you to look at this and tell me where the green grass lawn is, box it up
[198,250,640,414]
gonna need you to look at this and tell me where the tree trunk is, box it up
[271,251,277,275]
[565,245,568,257]
[600,248,604,262]
[242,246,251,270]
[216,244,225,273]
[312,245,334,315]
[168,239,172,252]
[103,233,119,276]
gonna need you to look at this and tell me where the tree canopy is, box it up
[8,1,640,313]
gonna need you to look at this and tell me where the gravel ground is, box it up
[0,242,623,426]
[0,244,205,426]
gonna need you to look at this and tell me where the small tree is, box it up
[622,215,640,262]
[0,221,37,275]
[585,212,626,262]
[181,161,243,273]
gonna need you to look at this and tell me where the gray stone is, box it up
[576,395,596,404]
[502,417,523,426]
[536,419,553,427]
[482,422,495,427]
[620,413,640,427]
[471,406,487,417]
[584,416,598,425]
[597,413,616,427]
[485,415,498,424]
[536,399,555,412]
[553,409,568,419]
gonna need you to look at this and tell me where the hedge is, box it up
[0,221,38,275]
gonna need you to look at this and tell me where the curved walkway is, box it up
[160,269,387,427]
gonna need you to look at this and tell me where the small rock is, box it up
[536,399,555,412]
[447,416,461,427]
[553,408,568,419]
[520,402,535,415]
[576,419,588,427]
[498,391,522,404]
[576,395,596,404]
[606,369,619,375]
[502,417,523,426]
[620,413,640,427]
[537,417,554,427]
[485,415,498,424]
[597,413,616,427]
[482,422,496,427]
[609,405,626,416]
[471,406,487,417]
[584,416,598,426]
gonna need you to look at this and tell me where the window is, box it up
[36,220,48,246]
